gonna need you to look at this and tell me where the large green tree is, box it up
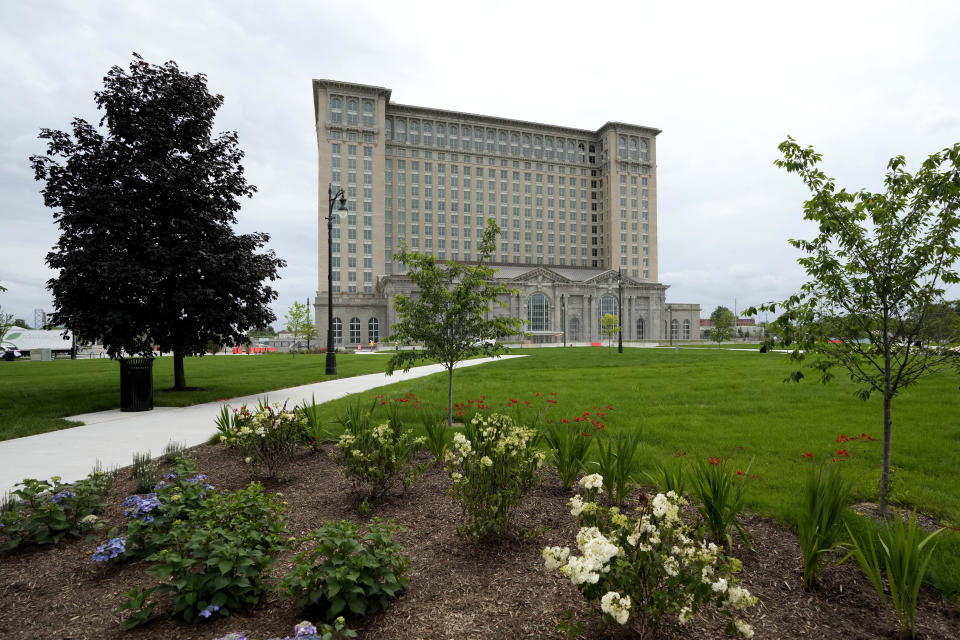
[753,137,960,514]
[710,305,735,348]
[30,54,285,389]
[386,220,525,425]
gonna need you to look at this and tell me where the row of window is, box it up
[330,317,379,345]
[329,96,375,127]
[383,118,596,163]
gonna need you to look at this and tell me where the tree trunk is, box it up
[447,364,454,427]
[878,391,893,516]
[173,350,187,390]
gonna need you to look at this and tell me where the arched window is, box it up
[486,129,495,152]
[474,127,483,152]
[533,135,542,158]
[395,119,405,142]
[629,137,638,160]
[545,137,553,159]
[384,118,392,140]
[527,293,550,331]
[449,125,458,148]
[598,294,619,328]
[636,317,645,340]
[569,317,581,342]
[618,135,627,158]
[522,133,531,157]
[362,101,374,126]
[330,97,342,123]
[670,318,679,341]
[683,319,691,340]
[332,317,343,344]
[556,139,564,157]
[498,131,507,154]
[409,120,420,144]
[510,132,519,155]
[346,99,358,125]
[436,123,445,146]
[423,122,433,145]
[461,126,472,150]
[640,138,650,162]
[368,317,379,343]
[349,317,361,344]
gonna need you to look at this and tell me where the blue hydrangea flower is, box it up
[199,603,220,618]
[293,621,318,637]
[163,472,177,480]
[122,493,162,522]
[50,489,76,503]
[92,536,126,562]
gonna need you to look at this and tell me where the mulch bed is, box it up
[2,443,958,640]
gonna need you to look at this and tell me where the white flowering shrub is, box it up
[445,412,545,539]
[333,421,428,501]
[543,475,757,637]
[217,401,307,478]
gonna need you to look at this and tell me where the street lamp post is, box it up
[561,294,566,347]
[326,185,348,375]
[617,268,623,354]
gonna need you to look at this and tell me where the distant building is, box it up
[699,317,762,340]
[312,80,699,345]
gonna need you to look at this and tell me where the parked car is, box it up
[2,345,23,361]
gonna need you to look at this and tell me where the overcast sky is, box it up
[2,0,959,327]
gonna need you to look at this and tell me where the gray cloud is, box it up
[2,0,959,326]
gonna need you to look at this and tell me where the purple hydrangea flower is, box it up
[163,472,177,480]
[50,489,76,503]
[122,493,162,522]
[293,621,318,637]
[92,536,126,562]
[199,603,220,618]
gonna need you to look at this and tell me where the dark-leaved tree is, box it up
[30,54,285,389]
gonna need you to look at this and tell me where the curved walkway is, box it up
[0,356,524,496]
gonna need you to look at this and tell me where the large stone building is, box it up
[312,80,699,345]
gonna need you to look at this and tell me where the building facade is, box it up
[312,79,698,345]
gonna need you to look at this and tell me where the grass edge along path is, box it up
[0,353,392,441]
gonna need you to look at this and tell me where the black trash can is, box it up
[120,357,154,411]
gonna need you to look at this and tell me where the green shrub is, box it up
[333,421,428,501]
[161,440,187,464]
[0,470,113,551]
[644,456,687,497]
[842,511,943,638]
[591,431,641,504]
[217,401,307,478]
[445,412,545,539]
[543,421,593,490]
[690,457,752,549]
[419,408,449,462]
[117,483,288,628]
[544,478,757,636]
[281,518,410,619]
[797,463,851,589]
[299,394,330,451]
[131,450,160,493]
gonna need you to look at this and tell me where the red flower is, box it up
[535,392,541,397]
[836,449,849,457]
[832,457,838,462]
[546,419,553,423]
[562,418,569,423]
[709,456,722,466]
[802,452,813,458]
[600,424,605,429]
[675,450,687,457]
[509,398,517,405]
[574,416,581,422]
[381,401,386,405]
[551,392,557,396]
[479,394,485,400]
[736,470,744,475]
[606,404,613,410]
[582,432,590,437]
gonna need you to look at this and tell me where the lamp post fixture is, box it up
[561,294,566,347]
[617,268,623,354]
[326,184,348,375]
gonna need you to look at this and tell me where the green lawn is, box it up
[304,346,960,595]
[0,353,390,441]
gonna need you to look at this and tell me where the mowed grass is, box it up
[0,353,390,441]
[306,346,960,595]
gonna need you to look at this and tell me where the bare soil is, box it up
[2,443,958,640]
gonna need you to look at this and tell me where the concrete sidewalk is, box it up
[0,356,523,495]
